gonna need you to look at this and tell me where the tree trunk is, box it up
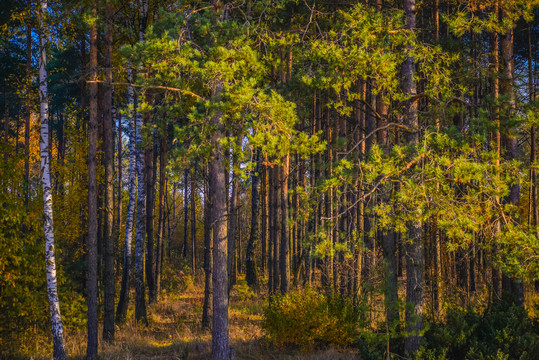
[228,149,239,290]
[116,69,136,323]
[87,4,99,357]
[209,83,229,360]
[155,123,167,300]
[280,155,290,294]
[102,2,115,341]
[403,0,424,354]
[145,122,156,304]
[24,23,31,210]
[135,0,148,323]
[261,160,267,276]
[39,1,67,357]
[134,92,147,323]
[202,164,212,329]
[246,151,260,290]
[117,111,123,236]
[191,164,197,276]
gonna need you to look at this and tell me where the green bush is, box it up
[417,302,539,360]
[262,289,359,350]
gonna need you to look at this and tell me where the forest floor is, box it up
[61,276,359,360]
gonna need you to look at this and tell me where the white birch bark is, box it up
[39,1,66,358]
[116,68,137,323]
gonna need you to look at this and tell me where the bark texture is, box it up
[39,0,67,358]
[116,69,136,323]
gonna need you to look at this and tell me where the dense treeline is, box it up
[0,0,538,359]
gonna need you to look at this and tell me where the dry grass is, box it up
[44,276,357,360]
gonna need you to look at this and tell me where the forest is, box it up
[0,0,538,359]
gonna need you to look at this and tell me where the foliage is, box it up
[262,289,359,350]
[417,303,539,360]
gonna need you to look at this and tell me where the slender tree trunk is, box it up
[403,0,424,354]
[134,0,148,323]
[116,69,136,323]
[145,119,156,304]
[86,4,99,357]
[39,1,67,357]
[155,123,167,300]
[261,160,267,276]
[117,111,123,233]
[24,23,31,210]
[191,164,197,276]
[134,92,147,322]
[202,164,212,329]
[280,155,290,294]
[228,150,239,290]
[246,151,260,290]
[102,2,115,341]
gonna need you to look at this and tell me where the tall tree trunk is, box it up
[228,150,239,290]
[246,151,260,290]
[24,23,31,210]
[191,164,197,276]
[102,2,115,341]
[134,93,147,323]
[202,164,212,329]
[403,0,424,354]
[280,155,290,294]
[155,123,167,300]
[261,160,267,276]
[87,4,99,357]
[39,1,67,357]
[209,83,229,360]
[135,0,148,323]
[116,111,123,235]
[145,112,156,304]
[116,69,136,323]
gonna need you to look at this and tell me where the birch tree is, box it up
[115,68,137,323]
[38,0,66,358]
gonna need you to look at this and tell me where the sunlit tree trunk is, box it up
[209,83,229,360]
[39,1,67,358]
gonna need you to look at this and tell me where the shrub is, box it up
[417,302,539,360]
[262,289,359,350]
